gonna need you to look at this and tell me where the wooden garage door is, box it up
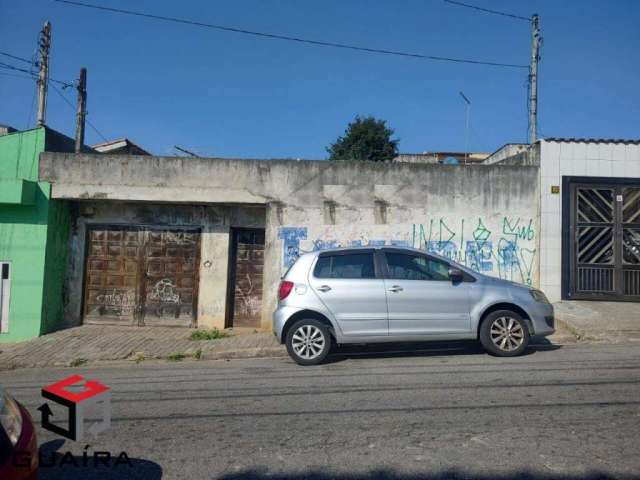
[84,226,200,327]
[142,229,200,327]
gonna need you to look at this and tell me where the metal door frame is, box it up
[0,262,10,333]
[562,176,640,301]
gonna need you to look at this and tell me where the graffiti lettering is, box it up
[278,216,537,285]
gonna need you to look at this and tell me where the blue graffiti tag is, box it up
[278,227,307,268]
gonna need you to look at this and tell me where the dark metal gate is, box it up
[226,228,265,328]
[566,178,640,300]
[84,226,200,326]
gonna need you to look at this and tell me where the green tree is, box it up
[327,115,399,162]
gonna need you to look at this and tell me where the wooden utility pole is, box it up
[528,14,541,144]
[36,21,52,127]
[75,68,87,153]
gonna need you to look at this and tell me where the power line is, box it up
[0,61,74,88]
[0,50,36,65]
[50,82,108,142]
[443,0,531,22]
[0,71,36,81]
[54,0,529,69]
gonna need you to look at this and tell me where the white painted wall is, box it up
[539,140,640,302]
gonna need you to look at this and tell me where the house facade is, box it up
[38,153,540,332]
[0,127,78,341]
[537,139,640,302]
[2,138,638,341]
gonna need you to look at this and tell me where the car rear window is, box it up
[314,253,376,279]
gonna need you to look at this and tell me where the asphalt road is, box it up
[2,342,640,480]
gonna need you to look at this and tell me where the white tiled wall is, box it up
[539,140,640,302]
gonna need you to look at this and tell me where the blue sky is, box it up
[1,0,638,158]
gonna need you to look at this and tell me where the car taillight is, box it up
[278,281,294,300]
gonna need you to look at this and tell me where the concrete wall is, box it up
[64,201,265,330]
[41,153,541,331]
[539,140,640,302]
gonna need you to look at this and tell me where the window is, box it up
[314,253,376,279]
[385,253,450,281]
[1,262,10,334]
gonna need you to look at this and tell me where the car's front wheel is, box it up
[479,310,530,357]
[285,319,331,366]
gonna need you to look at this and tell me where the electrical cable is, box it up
[53,0,529,69]
[50,82,108,142]
[443,0,531,22]
[0,61,74,88]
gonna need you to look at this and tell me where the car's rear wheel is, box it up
[479,310,530,357]
[285,319,331,366]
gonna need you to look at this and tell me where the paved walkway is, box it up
[0,326,283,370]
[554,300,640,342]
[0,318,579,370]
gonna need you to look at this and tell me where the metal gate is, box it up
[227,228,265,328]
[567,180,640,300]
[83,226,200,326]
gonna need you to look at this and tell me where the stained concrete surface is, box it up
[554,301,640,342]
[1,343,639,479]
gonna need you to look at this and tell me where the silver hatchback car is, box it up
[273,246,555,365]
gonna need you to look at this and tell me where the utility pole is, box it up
[459,91,471,165]
[75,68,87,153]
[36,21,52,127]
[528,14,541,144]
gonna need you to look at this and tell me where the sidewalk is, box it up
[0,320,579,370]
[0,325,284,370]
[554,300,640,343]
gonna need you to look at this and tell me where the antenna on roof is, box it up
[459,91,471,164]
[174,145,200,157]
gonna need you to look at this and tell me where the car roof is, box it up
[309,245,450,261]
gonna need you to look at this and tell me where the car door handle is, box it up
[388,285,403,292]
[317,285,332,292]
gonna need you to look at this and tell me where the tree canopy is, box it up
[327,116,399,162]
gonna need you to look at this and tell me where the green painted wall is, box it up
[0,127,70,342]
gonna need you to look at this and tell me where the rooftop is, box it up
[542,137,640,145]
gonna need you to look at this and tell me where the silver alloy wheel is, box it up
[489,316,524,352]
[291,325,326,360]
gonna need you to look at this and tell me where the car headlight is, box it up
[529,289,549,303]
[0,391,23,446]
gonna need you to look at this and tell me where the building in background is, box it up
[92,138,151,156]
[394,151,490,165]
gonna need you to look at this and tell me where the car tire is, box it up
[285,319,332,366]
[479,310,530,357]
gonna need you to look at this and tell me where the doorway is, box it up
[83,225,201,326]
[564,177,640,300]
[227,228,265,328]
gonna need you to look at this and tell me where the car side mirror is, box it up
[449,267,464,283]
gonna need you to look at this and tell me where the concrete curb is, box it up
[555,316,640,344]
[201,346,287,360]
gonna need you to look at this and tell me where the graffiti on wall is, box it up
[278,217,537,285]
[411,217,536,285]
